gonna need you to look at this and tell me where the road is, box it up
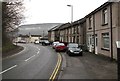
[2,43,117,80]
[2,43,58,79]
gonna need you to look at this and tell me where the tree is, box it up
[2,0,24,46]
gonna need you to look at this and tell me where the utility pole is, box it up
[67,5,73,23]
[67,5,73,43]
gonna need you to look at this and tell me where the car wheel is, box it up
[66,51,68,54]
[55,49,58,52]
[68,53,72,56]
[80,52,83,56]
[68,52,72,56]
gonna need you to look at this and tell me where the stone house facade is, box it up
[48,2,120,60]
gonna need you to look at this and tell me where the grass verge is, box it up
[2,42,24,58]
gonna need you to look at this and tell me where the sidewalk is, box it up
[58,52,117,80]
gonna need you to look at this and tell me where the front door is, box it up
[88,34,92,52]
[95,35,98,54]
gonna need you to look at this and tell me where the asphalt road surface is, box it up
[2,43,58,79]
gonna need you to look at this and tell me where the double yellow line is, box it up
[49,53,62,81]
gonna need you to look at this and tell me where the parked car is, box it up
[34,40,39,44]
[61,42,68,46]
[18,40,26,43]
[42,40,50,46]
[55,43,67,52]
[66,43,83,56]
[52,41,60,49]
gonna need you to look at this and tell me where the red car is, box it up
[55,43,66,52]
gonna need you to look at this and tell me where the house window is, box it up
[89,34,92,45]
[102,8,108,25]
[77,36,79,44]
[89,17,92,29]
[74,27,75,34]
[77,26,79,34]
[67,29,69,35]
[65,29,66,35]
[72,27,74,34]
[68,28,70,34]
[102,33,109,49]
[75,27,77,34]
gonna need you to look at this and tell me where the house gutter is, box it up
[110,3,113,61]
[93,14,95,54]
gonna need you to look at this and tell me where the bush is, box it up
[2,42,17,53]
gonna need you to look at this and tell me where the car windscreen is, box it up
[53,42,59,44]
[68,44,78,48]
[44,40,49,43]
[53,42,59,45]
[56,43,65,46]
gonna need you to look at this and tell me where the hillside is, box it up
[18,23,62,35]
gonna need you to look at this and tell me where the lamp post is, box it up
[67,5,73,43]
[67,5,73,23]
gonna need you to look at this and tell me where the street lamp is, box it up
[67,5,73,23]
[67,5,73,43]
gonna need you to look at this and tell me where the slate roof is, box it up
[48,24,63,32]
[85,2,112,18]
[59,23,71,30]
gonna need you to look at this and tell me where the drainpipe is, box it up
[70,23,72,43]
[70,28,71,43]
[110,3,113,61]
[93,14,95,54]
[58,28,60,42]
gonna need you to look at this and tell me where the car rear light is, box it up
[56,46,65,48]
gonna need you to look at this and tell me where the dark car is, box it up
[55,43,67,52]
[66,43,83,56]
[42,40,50,46]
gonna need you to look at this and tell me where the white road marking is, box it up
[25,55,36,62]
[36,47,40,51]
[32,45,40,50]
[37,51,39,54]
[0,65,17,74]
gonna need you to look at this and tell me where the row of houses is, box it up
[48,2,120,60]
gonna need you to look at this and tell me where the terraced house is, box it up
[58,19,86,44]
[48,24,62,42]
[86,2,120,60]
[48,2,120,60]
[59,23,71,43]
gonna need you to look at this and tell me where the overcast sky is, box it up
[23,0,108,25]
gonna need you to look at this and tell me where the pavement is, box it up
[58,52,117,80]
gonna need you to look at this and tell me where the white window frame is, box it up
[102,33,110,49]
[102,8,108,24]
